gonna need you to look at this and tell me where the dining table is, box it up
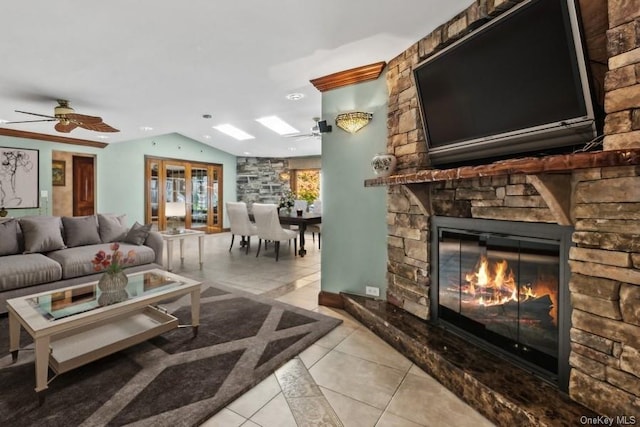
[249,210,321,257]
[277,211,321,257]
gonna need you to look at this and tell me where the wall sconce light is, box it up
[335,112,373,134]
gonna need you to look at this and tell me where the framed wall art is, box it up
[52,160,66,186]
[0,147,39,209]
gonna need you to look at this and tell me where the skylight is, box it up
[213,124,255,141]
[255,116,299,135]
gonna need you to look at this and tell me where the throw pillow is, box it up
[98,213,128,243]
[20,216,67,253]
[0,219,20,256]
[124,221,152,245]
[62,215,101,247]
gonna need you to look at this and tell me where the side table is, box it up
[159,229,205,271]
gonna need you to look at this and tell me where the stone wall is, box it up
[382,0,640,417]
[236,157,290,206]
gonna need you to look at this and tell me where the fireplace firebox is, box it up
[430,217,573,390]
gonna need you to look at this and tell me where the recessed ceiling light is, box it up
[255,116,298,135]
[286,93,305,101]
[213,124,254,141]
[96,135,109,140]
[288,147,297,151]
[202,134,212,139]
[139,126,153,131]
[243,151,251,155]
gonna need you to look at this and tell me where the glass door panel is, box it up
[145,157,223,233]
[147,160,160,231]
[165,163,186,232]
[191,167,208,229]
[211,168,220,229]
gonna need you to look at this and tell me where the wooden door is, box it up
[73,156,95,216]
[144,157,223,233]
[190,164,223,233]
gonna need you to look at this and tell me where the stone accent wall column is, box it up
[568,166,640,416]
[386,186,430,319]
[603,1,640,150]
[386,43,426,174]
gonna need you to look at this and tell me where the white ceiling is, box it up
[0,1,470,157]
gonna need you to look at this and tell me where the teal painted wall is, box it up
[0,133,236,227]
[320,75,389,298]
[0,135,102,217]
[99,133,236,226]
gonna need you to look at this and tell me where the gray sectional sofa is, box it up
[0,214,164,314]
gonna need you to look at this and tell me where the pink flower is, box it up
[92,245,136,274]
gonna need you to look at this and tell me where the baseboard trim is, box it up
[318,291,344,309]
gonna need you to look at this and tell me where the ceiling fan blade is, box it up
[76,121,120,133]
[65,113,103,124]
[5,119,58,124]
[55,121,79,133]
[285,133,314,138]
[14,110,57,119]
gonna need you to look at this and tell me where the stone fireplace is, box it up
[357,0,640,422]
[430,216,573,388]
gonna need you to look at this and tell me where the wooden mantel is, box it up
[364,149,640,187]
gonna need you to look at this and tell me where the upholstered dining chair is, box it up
[252,203,297,261]
[226,201,258,254]
[308,200,322,249]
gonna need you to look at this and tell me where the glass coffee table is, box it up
[6,269,201,402]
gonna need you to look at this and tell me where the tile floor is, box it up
[167,232,495,427]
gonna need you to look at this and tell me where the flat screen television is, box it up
[413,0,597,167]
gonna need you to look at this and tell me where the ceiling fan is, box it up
[285,117,323,140]
[7,99,119,133]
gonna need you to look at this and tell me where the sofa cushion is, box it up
[62,215,101,247]
[20,216,66,253]
[124,221,152,245]
[0,253,63,292]
[47,243,157,280]
[0,219,20,256]
[98,213,127,243]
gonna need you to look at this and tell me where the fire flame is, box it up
[463,256,557,325]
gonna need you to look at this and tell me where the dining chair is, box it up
[308,200,322,249]
[225,201,258,254]
[252,203,297,261]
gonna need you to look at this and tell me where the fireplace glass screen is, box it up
[438,230,559,374]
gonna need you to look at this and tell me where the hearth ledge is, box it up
[341,292,598,427]
[364,149,640,187]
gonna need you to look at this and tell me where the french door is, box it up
[145,156,223,233]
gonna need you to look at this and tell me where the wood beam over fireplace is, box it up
[364,149,640,187]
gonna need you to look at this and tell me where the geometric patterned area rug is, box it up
[0,283,342,426]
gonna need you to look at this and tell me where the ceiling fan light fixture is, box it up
[335,112,372,134]
[54,99,74,117]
